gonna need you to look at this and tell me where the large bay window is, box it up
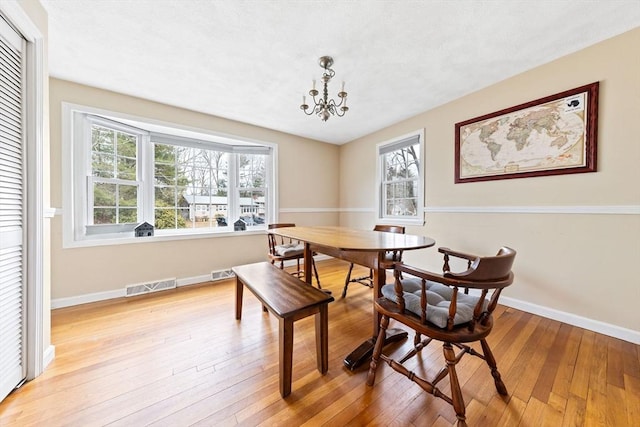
[377,130,424,225]
[63,104,275,246]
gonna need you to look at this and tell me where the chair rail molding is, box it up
[279,207,343,213]
[425,205,640,215]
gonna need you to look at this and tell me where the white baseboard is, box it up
[500,296,640,344]
[50,262,638,345]
[52,288,125,309]
[51,274,219,309]
[43,345,55,370]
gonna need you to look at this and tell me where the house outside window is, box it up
[63,104,275,247]
[377,130,424,225]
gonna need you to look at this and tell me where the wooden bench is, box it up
[233,262,334,397]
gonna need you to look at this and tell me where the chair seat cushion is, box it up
[274,243,304,257]
[381,276,485,328]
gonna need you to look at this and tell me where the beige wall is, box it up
[339,28,640,333]
[49,79,339,300]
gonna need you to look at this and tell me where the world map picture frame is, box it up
[454,82,599,183]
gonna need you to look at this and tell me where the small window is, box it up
[88,120,142,227]
[377,130,424,225]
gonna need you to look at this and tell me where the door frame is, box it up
[0,1,49,381]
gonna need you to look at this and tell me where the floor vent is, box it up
[211,269,235,281]
[125,278,177,297]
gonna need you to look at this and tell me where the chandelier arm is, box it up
[327,97,346,108]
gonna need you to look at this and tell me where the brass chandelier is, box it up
[300,56,348,121]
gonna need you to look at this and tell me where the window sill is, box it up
[377,217,425,227]
[63,226,267,249]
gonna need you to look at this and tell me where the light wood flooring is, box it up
[0,259,638,426]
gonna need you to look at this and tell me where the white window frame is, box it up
[62,103,277,247]
[376,129,425,226]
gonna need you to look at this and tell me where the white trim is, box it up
[176,275,211,287]
[42,345,55,371]
[338,207,376,213]
[62,204,630,215]
[49,263,638,344]
[51,288,125,309]
[279,207,341,213]
[51,273,222,309]
[0,1,40,42]
[43,208,56,218]
[1,2,47,381]
[262,205,640,215]
[424,205,640,215]
[60,228,266,249]
[500,296,640,345]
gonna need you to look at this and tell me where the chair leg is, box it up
[366,315,389,386]
[341,263,355,298]
[443,342,467,427]
[480,338,508,395]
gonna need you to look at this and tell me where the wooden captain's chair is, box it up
[341,224,405,298]
[367,246,516,427]
[267,223,321,288]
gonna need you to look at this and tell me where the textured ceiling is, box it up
[40,0,640,144]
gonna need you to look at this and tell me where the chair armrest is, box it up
[438,247,477,261]
[395,262,513,290]
[395,263,447,283]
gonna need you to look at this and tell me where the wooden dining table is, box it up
[269,226,436,369]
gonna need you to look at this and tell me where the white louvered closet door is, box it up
[0,15,26,402]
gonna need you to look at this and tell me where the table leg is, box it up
[343,330,408,370]
[235,277,243,320]
[315,304,329,374]
[343,259,407,370]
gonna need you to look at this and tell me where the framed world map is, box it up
[455,82,598,183]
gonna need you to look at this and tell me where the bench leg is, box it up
[279,317,294,398]
[235,277,244,320]
[315,304,329,374]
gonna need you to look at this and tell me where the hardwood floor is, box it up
[1,259,638,426]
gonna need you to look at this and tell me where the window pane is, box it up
[119,208,137,223]
[154,207,187,229]
[94,208,116,224]
[92,125,138,181]
[155,162,176,185]
[239,154,266,188]
[119,184,138,207]
[154,143,234,230]
[94,182,116,206]
[92,126,114,154]
[117,131,137,157]
[155,186,176,206]
[117,156,137,180]
[407,160,419,178]
[239,189,265,225]
[92,153,115,178]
